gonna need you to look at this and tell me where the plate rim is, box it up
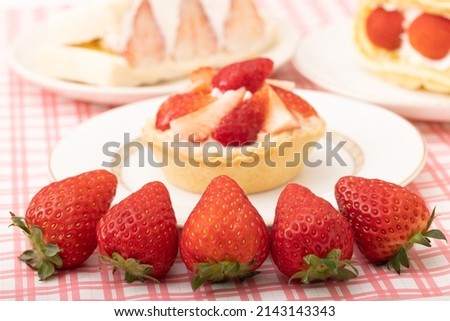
[48,89,427,227]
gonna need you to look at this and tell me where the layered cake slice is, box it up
[142,58,326,194]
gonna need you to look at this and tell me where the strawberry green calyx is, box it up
[191,261,260,290]
[289,249,358,284]
[101,252,159,283]
[9,212,63,280]
[388,208,447,274]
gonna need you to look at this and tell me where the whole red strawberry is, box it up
[366,7,404,50]
[408,13,450,60]
[211,57,273,93]
[180,175,270,290]
[271,184,357,284]
[10,169,118,280]
[96,181,178,282]
[335,176,447,273]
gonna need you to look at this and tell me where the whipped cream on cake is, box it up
[37,0,277,87]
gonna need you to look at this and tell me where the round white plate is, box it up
[294,20,450,122]
[49,90,426,226]
[8,18,297,106]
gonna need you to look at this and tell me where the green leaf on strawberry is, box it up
[290,249,358,284]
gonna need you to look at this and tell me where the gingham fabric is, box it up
[1,0,450,301]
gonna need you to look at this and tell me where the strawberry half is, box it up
[366,7,404,50]
[211,86,268,146]
[96,181,178,282]
[271,184,357,284]
[271,85,317,119]
[335,176,447,274]
[179,175,270,290]
[155,91,216,131]
[408,13,450,60]
[10,170,118,280]
[211,57,274,93]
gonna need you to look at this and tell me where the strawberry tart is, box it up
[354,0,450,93]
[142,58,326,194]
[37,0,277,87]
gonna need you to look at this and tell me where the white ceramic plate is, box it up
[294,20,450,122]
[49,90,426,226]
[8,17,297,106]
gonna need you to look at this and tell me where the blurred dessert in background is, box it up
[37,0,277,87]
[354,0,450,93]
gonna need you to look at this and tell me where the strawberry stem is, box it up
[191,261,259,290]
[9,212,63,280]
[388,208,447,274]
[289,249,358,284]
[100,252,159,283]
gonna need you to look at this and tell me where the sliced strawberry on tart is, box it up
[354,0,450,93]
[142,57,326,194]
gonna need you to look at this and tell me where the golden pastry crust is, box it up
[354,0,450,93]
[142,116,326,194]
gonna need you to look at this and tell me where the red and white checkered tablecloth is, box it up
[1,0,450,301]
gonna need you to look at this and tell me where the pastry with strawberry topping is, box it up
[355,0,450,93]
[10,170,118,280]
[142,57,326,194]
[37,0,277,87]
